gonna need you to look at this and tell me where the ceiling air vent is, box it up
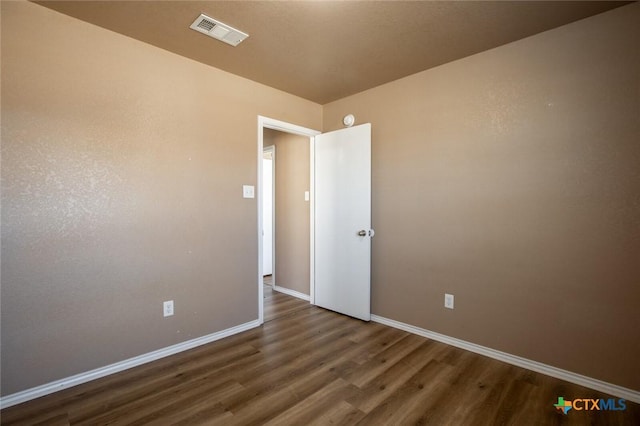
[190,14,249,47]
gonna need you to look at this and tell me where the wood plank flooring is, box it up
[2,286,638,425]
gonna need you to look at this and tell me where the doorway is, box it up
[257,117,320,324]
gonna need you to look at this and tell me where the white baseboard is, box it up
[0,319,261,409]
[370,315,640,404]
[273,285,310,301]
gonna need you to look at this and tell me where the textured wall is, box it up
[0,1,321,396]
[323,4,640,390]
[264,130,311,296]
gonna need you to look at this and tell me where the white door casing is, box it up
[262,147,274,276]
[257,117,320,324]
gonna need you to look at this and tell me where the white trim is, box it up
[257,116,321,325]
[0,319,261,409]
[371,315,640,404]
[257,119,265,324]
[259,116,321,138]
[273,285,311,301]
[262,145,276,280]
[309,136,316,305]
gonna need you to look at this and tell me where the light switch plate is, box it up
[304,191,310,201]
[243,185,255,198]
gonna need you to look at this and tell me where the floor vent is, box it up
[190,14,248,47]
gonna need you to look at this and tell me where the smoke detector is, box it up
[190,14,249,47]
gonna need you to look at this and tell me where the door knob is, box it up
[358,230,367,236]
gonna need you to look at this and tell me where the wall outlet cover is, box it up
[444,294,454,309]
[163,300,174,317]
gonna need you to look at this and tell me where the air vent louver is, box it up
[190,14,249,47]
[196,18,216,32]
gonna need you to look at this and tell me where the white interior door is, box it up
[314,123,372,321]
[262,150,274,276]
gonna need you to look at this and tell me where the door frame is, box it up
[262,145,275,280]
[257,116,321,324]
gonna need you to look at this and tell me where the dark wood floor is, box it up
[2,285,638,425]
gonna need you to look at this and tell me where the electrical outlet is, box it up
[163,300,174,317]
[444,293,454,309]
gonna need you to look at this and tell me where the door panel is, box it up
[314,123,371,321]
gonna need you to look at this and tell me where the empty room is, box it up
[1,1,638,424]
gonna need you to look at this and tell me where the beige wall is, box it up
[264,130,310,296]
[324,3,640,390]
[0,1,321,396]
